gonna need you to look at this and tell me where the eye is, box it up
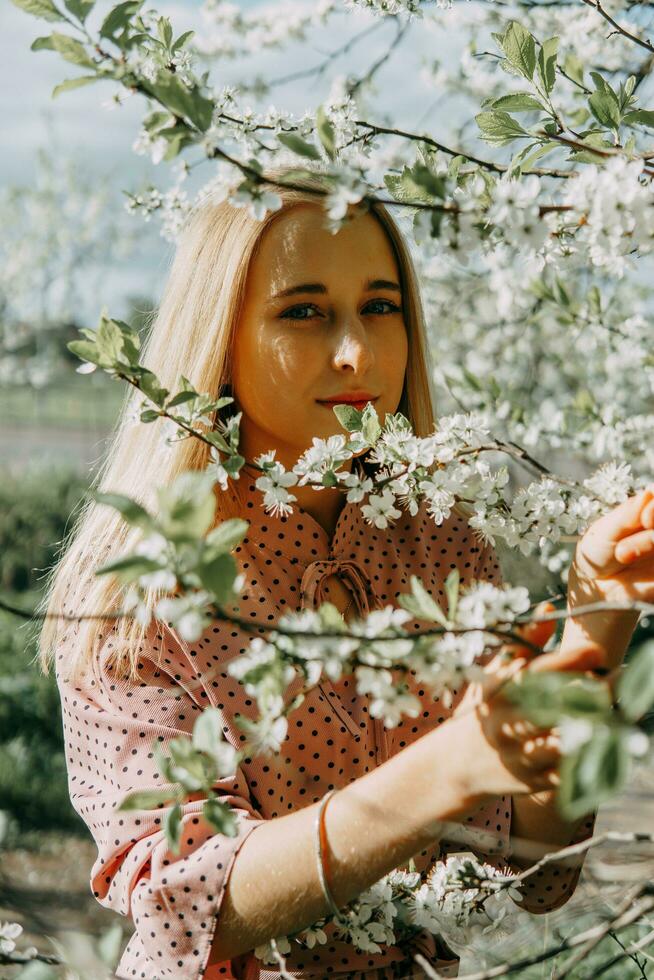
[280,299,400,320]
[364,299,401,315]
[279,303,322,321]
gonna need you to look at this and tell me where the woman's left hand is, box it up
[563,483,654,670]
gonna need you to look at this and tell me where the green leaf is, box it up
[64,0,94,21]
[204,518,249,556]
[563,53,584,87]
[139,370,169,407]
[95,554,162,582]
[475,110,529,146]
[361,402,382,445]
[31,34,56,49]
[67,338,106,366]
[157,15,173,48]
[332,403,363,432]
[140,409,160,423]
[96,923,123,969]
[566,131,613,163]
[507,140,558,177]
[623,109,654,129]
[384,163,445,204]
[164,803,183,854]
[91,491,154,530]
[498,21,537,81]
[537,36,558,95]
[9,0,66,22]
[203,796,239,837]
[99,0,143,40]
[172,29,195,53]
[51,31,95,68]
[52,74,100,97]
[195,553,237,605]
[118,788,178,810]
[398,575,449,627]
[589,89,621,130]
[489,92,544,112]
[96,314,125,361]
[617,640,654,722]
[167,390,197,408]
[444,568,460,622]
[157,472,217,543]
[143,109,171,134]
[316,104,336,160]
[14,962,59,980]
[558,727,629,821]
[506,671,611,728]
[144,73,214,132]
[192,708,223,756]
[278,132,322,160]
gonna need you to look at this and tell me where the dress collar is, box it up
[237,461,363,565]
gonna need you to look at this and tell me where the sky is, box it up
[1,0,465,321]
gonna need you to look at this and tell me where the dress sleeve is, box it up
[472,538,597,914]
[55,618,265,979]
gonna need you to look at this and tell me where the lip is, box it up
[316,391,379,404]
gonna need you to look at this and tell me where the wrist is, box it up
[560,606,638,670]
[436,711,496,810]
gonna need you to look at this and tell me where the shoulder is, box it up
[390,496,488,567]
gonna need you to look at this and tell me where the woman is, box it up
[41,167,653,979]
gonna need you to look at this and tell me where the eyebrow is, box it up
[272,278,402,299]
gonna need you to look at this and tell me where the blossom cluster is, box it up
[254,854,525,966]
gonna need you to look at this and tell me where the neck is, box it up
[238,419,354,538]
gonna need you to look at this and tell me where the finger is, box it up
[481,653,528,697]
[500,718,552,742]
[592,486,654,545]
[614,529,654,565]
[521,734,561,769]
[527,641,607,674]
[606,560,654,602]
[642,498,654,529]
[578,487,654,578]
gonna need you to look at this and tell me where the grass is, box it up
[0,376,125,429]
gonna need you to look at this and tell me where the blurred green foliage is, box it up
[0,465,89,836]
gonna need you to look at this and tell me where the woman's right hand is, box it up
[448,606,607,799]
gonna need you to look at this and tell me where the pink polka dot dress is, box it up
[55,471,595,980]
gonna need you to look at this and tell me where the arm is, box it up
[473,542,597,912]
[209,712,485,963]
[55,621,266,980]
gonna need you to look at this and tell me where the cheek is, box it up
[233,327,319,418]
[378,323,408,385]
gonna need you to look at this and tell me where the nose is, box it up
[331,317,374,375]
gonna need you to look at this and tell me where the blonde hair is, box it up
[38,165,440,684]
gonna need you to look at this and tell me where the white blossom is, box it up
[0,921,23,955]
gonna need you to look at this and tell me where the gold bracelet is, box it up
[314,788,342,919]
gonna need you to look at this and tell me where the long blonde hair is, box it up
[38,165,438,683]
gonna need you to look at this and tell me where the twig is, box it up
[607,928,648,980]
[500,831,654,892]
[352,118,575,179]
[0,950,61,966]
[348,17,411,98]
[265,19,386,88]
[452,887,654,980]
[594,926,654,978]
[581,0,654,55]
[551,883,654,979]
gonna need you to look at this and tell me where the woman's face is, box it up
[232,203,409,468]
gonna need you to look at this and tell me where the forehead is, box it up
[249,203,400,292]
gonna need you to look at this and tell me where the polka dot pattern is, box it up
[55,476,593,980]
